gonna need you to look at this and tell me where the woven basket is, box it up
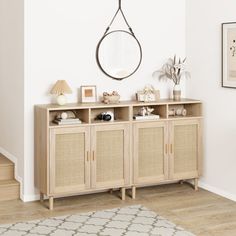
[103,95,120,104]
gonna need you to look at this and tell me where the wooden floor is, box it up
[0,183,235,236]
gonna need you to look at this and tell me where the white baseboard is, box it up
[199,181,236,202]
[22,194,40,202]
[22,193,51,202]
[0,146,24,201]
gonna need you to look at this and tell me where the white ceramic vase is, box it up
[173,84,181,101]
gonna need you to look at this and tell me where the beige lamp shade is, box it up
[50,80,72,95]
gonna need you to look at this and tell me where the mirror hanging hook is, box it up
[119,0,122,9]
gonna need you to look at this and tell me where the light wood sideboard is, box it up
[35,99,203,210]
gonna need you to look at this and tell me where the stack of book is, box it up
[133,114,160,121]
[53,118,82,125]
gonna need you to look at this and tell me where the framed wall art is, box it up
[81,85,97,103]
[222,22,236,88]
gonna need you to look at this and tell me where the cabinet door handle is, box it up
[87,151,90,162]
[165,144,168,155]
[93,151,95,161]
[170,144,173,154]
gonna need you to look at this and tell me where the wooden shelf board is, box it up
[132,118,166,122]
[90,120,129,125]
[36,98,202,111]
[49,122,89,128]
[167,116,203,120]
[49,117,204,128]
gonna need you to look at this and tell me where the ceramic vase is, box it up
[173,84,181,101]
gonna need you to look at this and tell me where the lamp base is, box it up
[57,94,67,105]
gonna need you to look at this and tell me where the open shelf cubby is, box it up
[168,103,202,118]
[45,100,202,127]
[49,109,90,126]
[90,106,130,123]
[132,104,167,120]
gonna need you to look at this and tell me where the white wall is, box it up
[24,0,186,199]
[186,0,236,201]
[0,0,24,193]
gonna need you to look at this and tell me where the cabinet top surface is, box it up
[36,98,201,111]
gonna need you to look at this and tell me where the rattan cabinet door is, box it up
[91,124,130,189]
[133,122,168,184]
[50,127,90,195]
[169,119,201,180]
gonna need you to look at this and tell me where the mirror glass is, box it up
[96,30,142,80]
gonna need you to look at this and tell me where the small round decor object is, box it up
[182,109,187,117]
[61,112,68,120]
[96,112,112,121]
[97,114,104,120]
[57,94,67,105]
[176,109,182,116]
[103,114,112,121]
[168,109,175,116]
[105,111,114,121]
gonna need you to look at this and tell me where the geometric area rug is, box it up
[0,205,195,236]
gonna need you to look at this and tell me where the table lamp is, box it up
[50,80,72,105]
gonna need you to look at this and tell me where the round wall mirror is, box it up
[96,30,142,80]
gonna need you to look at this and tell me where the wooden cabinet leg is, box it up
[49,196,54,210]
[194,178,199,191]
[132,186,136,199]
[40,193,44,203]
[121,188,126,201]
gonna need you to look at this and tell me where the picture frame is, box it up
[222,22,236,88]
[81,85,97,103]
